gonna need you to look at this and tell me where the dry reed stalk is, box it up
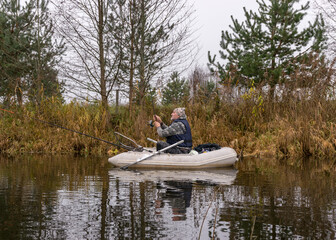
[198,186,220,240]
[212,196,220,240]
[250,215,257,240]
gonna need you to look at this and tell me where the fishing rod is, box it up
[152,95,155,117]
[148,95,156,127]
[0,107,140,151]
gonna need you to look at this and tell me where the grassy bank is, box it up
[1,88,336,168]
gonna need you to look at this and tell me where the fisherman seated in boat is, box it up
[153,107,192,154]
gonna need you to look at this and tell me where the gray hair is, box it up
[174,107,186,118]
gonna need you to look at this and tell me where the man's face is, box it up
[171,111,179,120]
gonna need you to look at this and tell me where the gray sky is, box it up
[193,0,258,67]
[193,0,315,68]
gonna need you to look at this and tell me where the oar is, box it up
[120,140,184,170]
[147,137,157,144]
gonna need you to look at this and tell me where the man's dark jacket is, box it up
[166,119,192,148]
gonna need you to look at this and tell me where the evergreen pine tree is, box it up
[0,0,33,105]
[209,0,327,95]
[162,72,189,105]
[0,0,65,105]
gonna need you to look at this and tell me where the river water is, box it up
[0,154,335,239]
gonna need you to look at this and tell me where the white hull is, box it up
[108,147,238,169]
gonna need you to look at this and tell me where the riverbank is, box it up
[1,95,336,168]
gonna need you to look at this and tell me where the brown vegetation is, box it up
[1,56,336,168]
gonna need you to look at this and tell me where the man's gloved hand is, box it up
[153,115,162,123]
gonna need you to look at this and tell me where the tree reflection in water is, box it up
[0,155,336,239]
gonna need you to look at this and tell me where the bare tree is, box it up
[51,0,122,111]
[314,0,336,57]
[188,66,209,103]
[109,0,139,113]
[112,0,198,111]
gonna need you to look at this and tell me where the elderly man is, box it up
[153,107,192,154]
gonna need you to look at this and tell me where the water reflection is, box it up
[155,181,192,221]
[106,169,237,239]
[0,154,336,239]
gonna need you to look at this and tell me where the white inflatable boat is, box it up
[108,147,238,169]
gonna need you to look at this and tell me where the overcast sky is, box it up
[193,0,315,68]
[193,0,259,67]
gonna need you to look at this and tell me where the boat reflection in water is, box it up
[109,168,237,225]
[108,168,237,184]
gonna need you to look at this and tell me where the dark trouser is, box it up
[156,141,191,154]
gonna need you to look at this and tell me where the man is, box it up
[153,107,192,154]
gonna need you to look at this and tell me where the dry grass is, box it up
[0,55,336,168]
[1,96,336,166]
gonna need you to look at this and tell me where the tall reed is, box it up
[0,55,335,167]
